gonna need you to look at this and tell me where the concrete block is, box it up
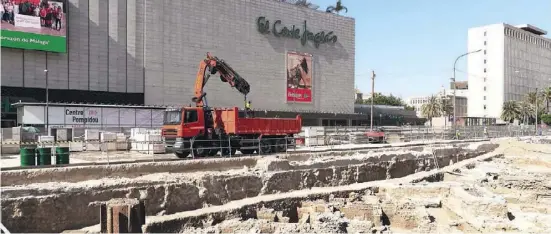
[86,143,101,151]
[85,129,100,141]
[101,132,118,142]
[116,142,128,151]
[69,141,84,152]
[103,142,118,151]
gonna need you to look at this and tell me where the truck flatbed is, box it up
[213,107,302,135]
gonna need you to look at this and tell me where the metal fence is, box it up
[322,125,547,142]
[0,125,547,168]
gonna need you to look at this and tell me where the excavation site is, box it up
[1,137,551,233]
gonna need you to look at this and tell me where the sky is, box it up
[310,0,551,99]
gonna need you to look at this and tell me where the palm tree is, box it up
[421,95,440,127]
[439,97,453,116]
[525,91,538,105]
[438,96,453,127]
[542,87,551,113]
[501,101,520,123]
[524,91,545,122]
[294,0,315,8]
[326,0,348,14]
[519,101,535,124]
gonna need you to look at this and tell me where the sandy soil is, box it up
[2,137,550,233]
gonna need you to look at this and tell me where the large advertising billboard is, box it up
[0,0,67,53]
[286,51,313,103]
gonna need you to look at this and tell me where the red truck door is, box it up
[181,108,205,138]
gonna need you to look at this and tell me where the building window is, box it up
[484,59,486,64]
[484,86,486,91]
[484,41,487,46]
[484,68,486,73]
[484,77,486,82]
[484,96,486,100]
[484,50,486,55]
[483,105,486,110]
[484,31,487,36]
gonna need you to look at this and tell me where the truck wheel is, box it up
[259,140,272,154]
[208,149,219,156]
[240,149,255,155]
[193,148,210,157]
[221,148,237,156]
[174,151,190,159]
[275,139,287,152]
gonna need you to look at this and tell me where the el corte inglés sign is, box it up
[256,16,337,48]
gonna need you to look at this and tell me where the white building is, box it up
[407,96,432,117]
[467,23,551,121]
[407,86,468,118]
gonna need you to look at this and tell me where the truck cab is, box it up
[162,107,212,156]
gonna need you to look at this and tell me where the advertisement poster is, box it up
[286,51,313,103]
[1,0,67,53]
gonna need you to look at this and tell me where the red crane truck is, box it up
[162,53,302,158]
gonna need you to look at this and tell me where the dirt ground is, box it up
[170,138,551,233]
[2,137,550,233]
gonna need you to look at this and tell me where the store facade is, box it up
[1,0,355,127]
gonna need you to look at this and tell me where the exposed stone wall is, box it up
[1,142,499,233]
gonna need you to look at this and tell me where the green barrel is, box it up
[20,147,37,167]
[55,147,70,165]
[36,147,52,166]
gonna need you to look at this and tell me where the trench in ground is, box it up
[0,141,500,233]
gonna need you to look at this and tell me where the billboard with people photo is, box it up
[286,51,313,103]
[0,0,67,53]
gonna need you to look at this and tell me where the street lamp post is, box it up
[452,49,482,133]
[535,88,539,135]
[370,70,376,131]
[45,52,49,135]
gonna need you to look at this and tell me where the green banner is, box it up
[1,30,66,53]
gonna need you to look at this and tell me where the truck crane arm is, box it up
[192,52,251,107]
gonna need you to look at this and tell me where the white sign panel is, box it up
[47,107,65,125]
[14,14,41,29]
[63,107,101,126]
[120,108,136,127]
[84,107,101,124]
[152,110,164,127]
[102,108,119,126]
[136,109,152,127]
[19,105,167,128]
[22,106,45,124]
[64,107,83,125]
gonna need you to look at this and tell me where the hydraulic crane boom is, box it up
[192,52,251,107]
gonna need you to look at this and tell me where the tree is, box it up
[525,91,539,105]
[326,0,348,14]
[358,92,415,110]
[523,91,545,124]
[439,97,453,117]
[421,96,440,127]
[294,0,315,8]
[362,93,404,106]
[542,87,551,113]
[519,101,535,124]
[404,105,415,111]
[541,114,551,125]
[438,97,453,127]
[501,101,520,123]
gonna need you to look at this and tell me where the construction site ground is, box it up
[0,138,485,169]
[1,136,550,233]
